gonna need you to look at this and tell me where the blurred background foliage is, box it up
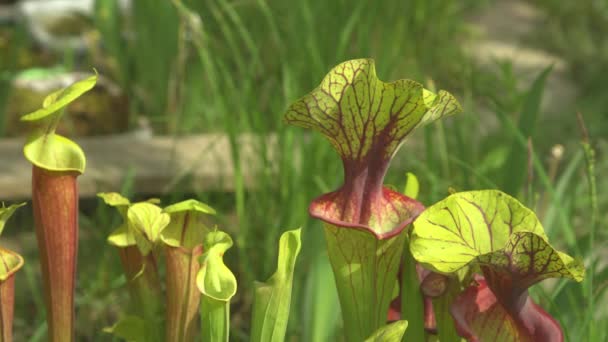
[0,0,606,340]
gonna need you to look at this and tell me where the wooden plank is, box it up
[0,133,276,199]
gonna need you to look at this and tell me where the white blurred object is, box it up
[17,0,131,52]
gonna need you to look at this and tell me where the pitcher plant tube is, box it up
[160,199,216,342]
[284,58,461,340]
[98,193,164,323]
[20,73,96,341]
[0,203,25,342]
[410,190,585,341]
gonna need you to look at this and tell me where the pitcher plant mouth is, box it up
[309,186,425,239]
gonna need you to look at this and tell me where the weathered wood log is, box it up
[0,133,276,199]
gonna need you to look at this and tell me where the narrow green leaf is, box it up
[250,228,302,342]
[502,66,552,195]
[0,202,26,236]
[365,320,408,342]
[403,172,419,199]
[103,315,146,342]
[302,251,340,342]
[401,243,426,341]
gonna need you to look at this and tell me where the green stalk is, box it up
[200,296,230,342]
[432,277,460,342]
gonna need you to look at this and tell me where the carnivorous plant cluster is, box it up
[0,58,584,341]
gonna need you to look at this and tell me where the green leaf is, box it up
[127,203,170,255]
[160,199,216,249]
[410,190,584,288]
[502,66,552,196]
[103,315,146,342]
[411,190,546,274]
[0,202,26,236]
[364,320,408,342]
[163,198,216,216]
[250,228,302,342]
[97,192,131,209]
[478,231,584,288]
[401,243,426,341]
[403,172,419,199]
[324,224,406,341]
[107,224,137,247]
[23,133,86,173]
[284,58,461,163]
[302,251,340,342]
[99,192,134,247]
[21,73,97,123]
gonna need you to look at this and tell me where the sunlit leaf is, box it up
[411,190,546,274]
[251,228,302,342]
[364,320,408,342]
[21,73,97,123]
[103,315,146,342]
[0,202,26,236]
[127,203,170,255]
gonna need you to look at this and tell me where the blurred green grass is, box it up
[1,0,606,340]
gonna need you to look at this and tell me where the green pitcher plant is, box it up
[284,58,461,341]
[98,192,165,337]
[197,230,237,342]
[410,190,585,341]
[0,203,25,342]
[20,73,96,341]
[161,199,216,342]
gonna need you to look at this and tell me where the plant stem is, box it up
[433,277,460,342]
[31,166,79,342]
[200,296,230,342]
